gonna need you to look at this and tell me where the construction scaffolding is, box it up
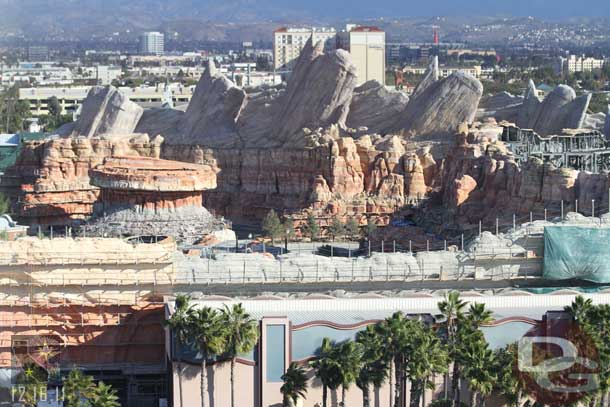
[501,124,610,172]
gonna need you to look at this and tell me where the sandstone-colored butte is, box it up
[90,156,217,213]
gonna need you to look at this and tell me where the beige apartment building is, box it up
[273,27,337,70]
[19,84,194,116]
[338,25,386,86]
[403,64,482,79]
[555,54,606,75]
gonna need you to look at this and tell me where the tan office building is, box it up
[339,25,386,86]
[273,27,337,70]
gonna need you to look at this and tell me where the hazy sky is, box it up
[299,0,610,19]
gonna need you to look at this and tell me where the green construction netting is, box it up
[544,226,610,283]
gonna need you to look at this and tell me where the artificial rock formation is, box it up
[394,71,483,138]
[521,83,591,136]
[135,38,358,149]
[480,80,592,137]
[271,39,357,143]
[61,86,144,138]
[346,80,409,134]
[176,60,246,147]
[76,44,483,150]
[410,56,439,99]
[86,156,220,242]
[605,105,610,139]
[2,135,162,226]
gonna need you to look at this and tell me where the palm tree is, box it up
[494,345,524,407]
[460,338,496,407]
[311,338,342,407]
[164,294,194,407]
[465,303,493,328]
[190,307,227,407]
[438,292,467,405]
[565,295,593,324]
[281,362,308,407]
[63,369,95,407]
[407,323,449,407]
[91,382,120,407]
[379,312,421,407]
[220,303,259,407]
[356,325,389,407]
[591,304,610,406]
[335,341,363,406]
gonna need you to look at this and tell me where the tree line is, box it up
[166,293,610,407]
[262,209,377,243]
[164,296,259,407]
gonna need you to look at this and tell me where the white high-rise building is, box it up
[273,27,336,70]
[139,32,165,56]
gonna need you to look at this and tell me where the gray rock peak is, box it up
[516,81,590,135]
[394,70,483,137]
[411,56,439,99]
[206,59,217,76]
[62,86,143,139]
[604,105,610,140]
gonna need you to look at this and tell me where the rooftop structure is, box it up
[501,124,610,172]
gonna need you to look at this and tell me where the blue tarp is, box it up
[544,226,610,283]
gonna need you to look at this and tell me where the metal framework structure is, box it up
[501,125,610,173]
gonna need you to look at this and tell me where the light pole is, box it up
[285,229,289,252]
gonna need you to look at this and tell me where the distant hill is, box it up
[1,0,610,42]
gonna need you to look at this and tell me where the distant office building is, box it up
[338,25,386,86]
[555,55,605,75]
[27,46,49,62]
[273,27,337,70]
[139,32,165,55]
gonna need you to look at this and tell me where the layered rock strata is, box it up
[85,156,221,243]
[2,136,163,226]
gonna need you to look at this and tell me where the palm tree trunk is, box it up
[394,357,402,407]
[201,358,208,407]
[469,391,476,407]
[452,365,461,406]
[602,391,608,407]
[283,394,290,407]
[389,361,394,407]
[589,396,598,407]
[177,361,184,407]
[230,358,236,407]
[409,380,420,407]
[342,385,347,406]
[421,379,427,407]
[323,385,328,407]
[362,384,371,407]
